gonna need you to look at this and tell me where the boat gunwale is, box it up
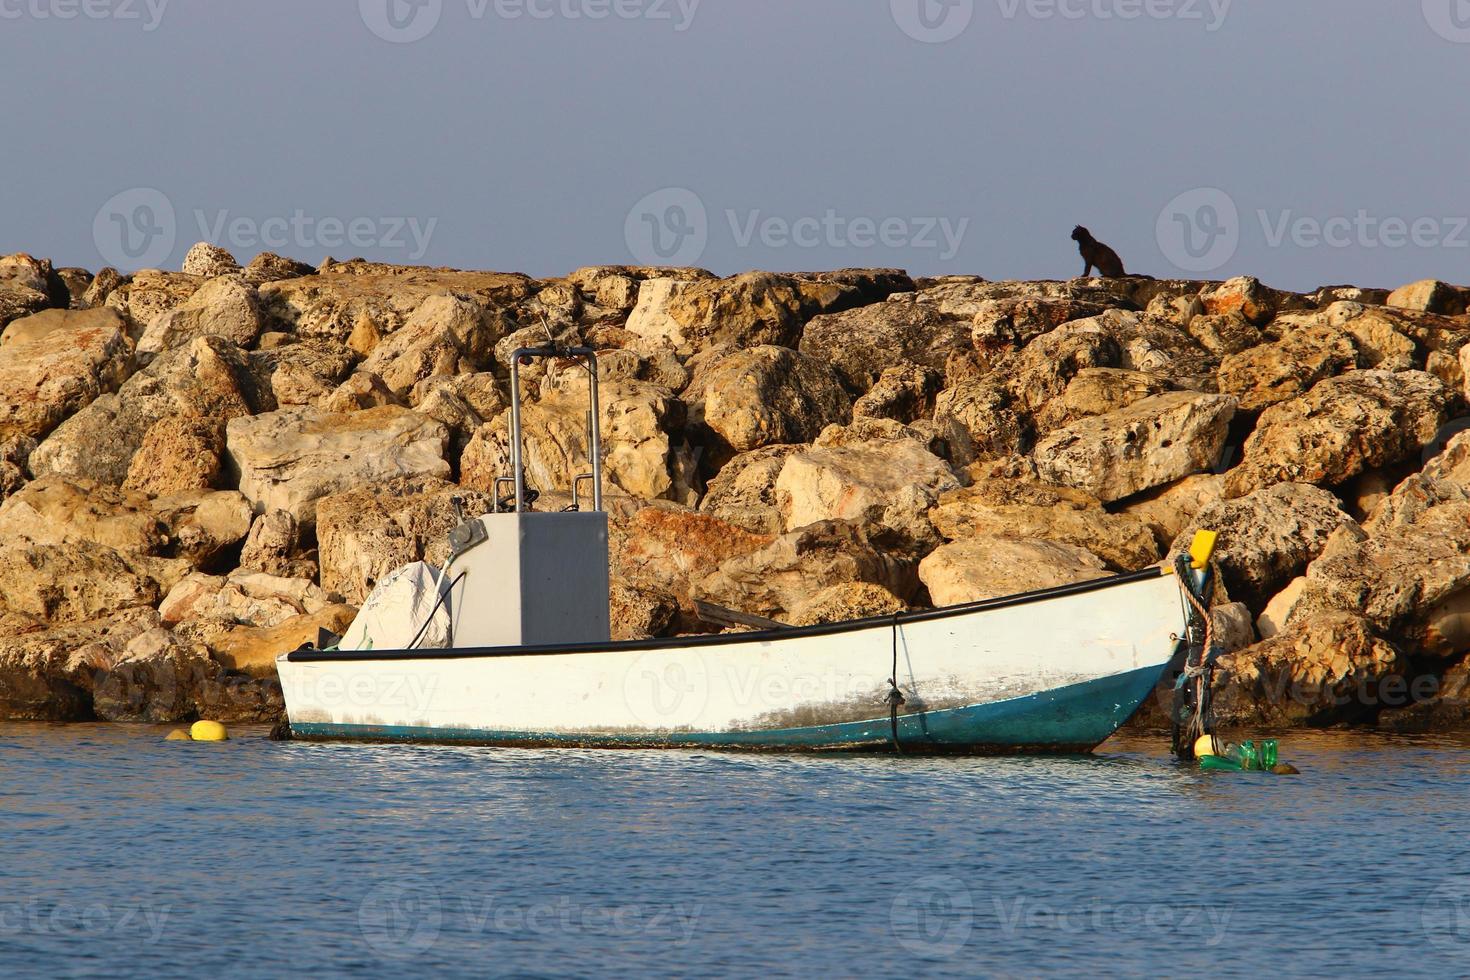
[284,566,1172,664]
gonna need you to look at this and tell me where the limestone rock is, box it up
[80,267,124,309]
[1211,613,1400,727]
[0,253,52,327]
[697,520,915,620]
[1199,276,1308,326]
[0,542,162,624]
[356,292,506,398]
[137,274,264,355]
[1033,391,1236,503]
[318,371,400,413]
[1216,323,1358,413]
[258,263,536,342]
[930,478,1159,571]
[1257,577,1308,639]
[159,570,335,629]
[1120,473,1226,551]
[1288,501,1470,656]
[123,416,225,494]
[789,582,907,626]
[90,627,222,723]
[970,297,1105,354]
[699,445,802,535]
[775,432,959,552]
[611,505,772,616]
[316,479,494,604]
[182,242,241,279]
[226,405,450,527]
[1168,483,1356,612]
[1224,371,1448,497]
[851,365,942,424]
[104,269,202,335]
[689,346,851,453]
[609,581,678,641]
[201,604,357,678]
[0,307,132,439]
[917,537,1109,607]
[800,292,971,392]
[1033,368,1172,433]
[238,509,316,579]
[1185,313,1264,358]
[931,377,1030,467]
[253,339,358,407]
[625,272,809,354]
[30,335,274,485]
[242,251,316,286]
[1387,279,1469,316]
[0,607,160,721]
[1002,319,1122,413]
[0,431,35,503]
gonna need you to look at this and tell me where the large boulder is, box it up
[0,307,132,439]
[929,478,1158,571]
[1167,483,1356,612]
[851,365,942,424]
[316,479,494,604]
[1198,276,1309,326]
[136,274,265,356]
[253,338,359,407]
[226,405,449,527]
[775,429,959,552]
[1210,613,1401,727]
[0,607,161,720]
[104,270,202,335]
[698,445,803,535]
[159,570,337,629]
[697,520,915,620]
[789,582,907,626]
[1033,367,1172,433]
[800,292,971,392]
[242,252,316,286]
[257,261,535,342]
[1216,323,1358,413]
[355,292,507,398]
[1224,371,1448,497]
[917,537,1109,607]
[931,376,1031,467]
[30,335,274,485]
[0,253,53,327]
[970,297,1106,354]
[1032,391,1236,503]
[123,416,225,494]
[687,346,851,454]
[1387,279,1469,316]
[611,504,773,617]
[0,542,164,625]
[625,272,809,354]
[181,242,240,279]
[1287,501,1470,656]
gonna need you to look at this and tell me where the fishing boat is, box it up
[275,346,1213,753]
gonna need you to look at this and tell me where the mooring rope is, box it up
[886,612,906,754]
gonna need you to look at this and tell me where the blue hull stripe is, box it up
[291,664,1166,753]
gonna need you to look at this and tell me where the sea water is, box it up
[2,725,1468,978]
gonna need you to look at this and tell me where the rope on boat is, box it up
[407,571,468,651]
[886,613,905,754]
[1171,554,1218,760]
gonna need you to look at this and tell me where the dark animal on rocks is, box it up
[1072,226,1126,279]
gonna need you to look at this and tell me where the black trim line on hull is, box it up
[286,566,1169,664]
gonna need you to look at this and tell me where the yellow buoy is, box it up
[1193,733,1219,758]
[164,729,192,741]
[190,720,229,742]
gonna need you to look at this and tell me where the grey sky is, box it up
[2,0,1467,292]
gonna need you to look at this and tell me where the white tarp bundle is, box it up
[339,561,452,651]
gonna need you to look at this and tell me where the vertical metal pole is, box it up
[509,353,524,513]
[585,352,604,511]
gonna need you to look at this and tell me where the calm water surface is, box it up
[3,724,1469,978]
